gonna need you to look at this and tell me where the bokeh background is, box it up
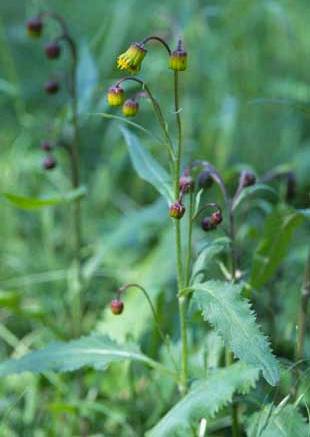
[0,0,309,435]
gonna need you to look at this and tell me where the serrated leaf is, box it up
[147,363,259,437]
[121,127,173,203]
[193,280,279,385]
[246,403,309,437]
[191,237,230,284]
[232,184,277,211]
[0,334,158,376]
[2,186,87,210]
[250,208,304,289]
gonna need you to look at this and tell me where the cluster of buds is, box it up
[107,84,140,117]
[201,208,223,232]
[26,15,64,95]
[40,141,57,171]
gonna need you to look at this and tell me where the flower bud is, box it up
[45,42,61,59]
[210,210,223,226]
[240,171,256,188]
[117,42,147,74]
[43,155,57,170]
[201,217,216,232]
[40,140,53,152]
[110,299,124,315]
[286,172,296,202]
[169,41,187,71]
[44,80,60,95]
[107,85,124,107]
[198,171,213,190]
[26,17,43,38]
[169,201,185,220]
[122,99,139,117]
[179,175,194,194]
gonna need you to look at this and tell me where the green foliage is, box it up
[194,280,279,385]
[0,334,160,376]
[250,208,305,289]
[148,363,259,436]
[121,127,173,203]
[246,403,309,437]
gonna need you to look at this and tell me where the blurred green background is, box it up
[0,0,309,435]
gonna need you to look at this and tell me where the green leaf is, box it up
[250,208,304,289]
[77,43,98,114]
[193,280,279,385]
[0,334,159,376]
[121,127,173,203]
[246,403,309,437]
[2,186,87,210]
[147,363,259,437]
[191,237,230,284]
[232,184,277,211]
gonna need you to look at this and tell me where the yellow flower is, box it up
[122,99,139,117]
[169,41,187,71]
[117,43,147,74]
[107,85,124,107]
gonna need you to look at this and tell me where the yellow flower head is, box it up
[122,99,139,117]
[117,42,147,74]
[107,85,124,107]
[169,41,187,71]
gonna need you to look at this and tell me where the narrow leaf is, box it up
[121,127,173,203]
[2,186,87,210]
[148,363,259,437]
[194,280,279,385]
[232,184,277,211]
[0,334,156,376]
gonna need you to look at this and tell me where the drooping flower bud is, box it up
[45,41,61,59]
[44,80,60,94]
[122,99,139,117]
[179,175,195,194]
[110,299,124,315]
[169,201,185,220]
[43,155,57,170]
[26,17,43,38]
[210,210,223,226]
[41,140,53,152]
[286,172,296,202]
[198,170,213,190]
[117,42,147,74]
[107,85,125,107]
[201,217,216,232]
[169,40,187,71]
[240,170,256,188]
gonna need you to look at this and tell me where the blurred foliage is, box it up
[0,0,309,435]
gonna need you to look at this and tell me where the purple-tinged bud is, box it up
[45,42,61,59]
[40,141,53,152]
[44,80,60,95]
[169,40,187,71]
[179,175,195,194]
[169,201,185,220]
[26,17,43,38]
[240,171,256,188]
[198,171,213,190]
[286,172,296,202]
[201,217,216,232]
[110,299,124,315]
[210,210,223,226]
[43,155,57,170]
[122,99,139,117]
[107,85,125,107]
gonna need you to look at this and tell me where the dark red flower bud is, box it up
[210,210,223,226]
[110,299,124,315]
[26,17,43,38]
[201,217,216,232]
[198,171,213,190]
[179,175,195,194]
[240,171,256,188]
[44,80,60,95]
[40,140,53,152]
[45,42,61,59]
[169,201,185,220]
[43,155,57,170]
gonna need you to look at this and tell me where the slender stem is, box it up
[119,283,177,370]
[295,252,310,362]
[173,70,188,395]
[185,193,194,286]
[142,36,171,55]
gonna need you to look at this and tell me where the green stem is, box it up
[295,252,310,362]
[173,70,188,395]
[185,193,194,286]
